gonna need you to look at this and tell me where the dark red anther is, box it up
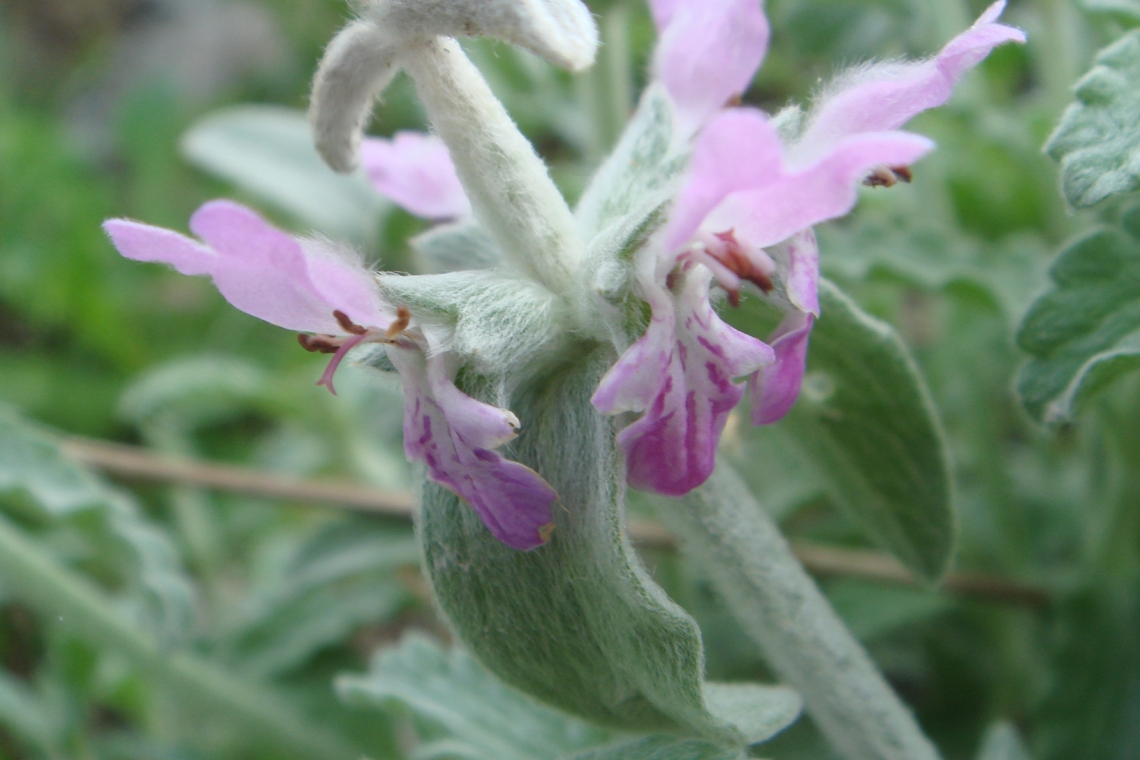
[891,165,913,183]
[714,230,773,296]
[385,305,411,339]
[333,310,368,335]
[298,333,341,354]
[863,165,913,188]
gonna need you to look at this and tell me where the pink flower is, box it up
[104,200,556,551]
[360,131,472,220]
[594,0,1025,496]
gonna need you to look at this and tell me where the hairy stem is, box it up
[659,465,942,760]
[0,513,362,760]
[401,37,582,293]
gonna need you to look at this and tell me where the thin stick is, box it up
[62,436,1049,607]
[61,437,413,516]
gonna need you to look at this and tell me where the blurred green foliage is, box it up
[1,0,1140,759]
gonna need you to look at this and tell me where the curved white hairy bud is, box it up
[310,20,401,173]
[372,0,598,72]
[310,0,597,173]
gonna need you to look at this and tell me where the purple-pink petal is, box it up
[776,229,820,315]
[360,132,472,220]
[104,200,388,334]
[652,0,769,136]
[595,270,773,496]
[662,108,783,256]
[750,311,814,424]
[592,291,675,416]
[701,130,934,249]
[391,348,556,551]
[793,1,1025,163]
[663,108,932,263]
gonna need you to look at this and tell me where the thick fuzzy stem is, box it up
[400,37,582,292]
[657,465,942,760]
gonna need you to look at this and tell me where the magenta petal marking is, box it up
[794,1,1025,162]
[360,132,472,220]
[750,311,814,425]
[315,333,370,396]
[390,348,556,551]
[597,272,773,496]
[653,0,769,136]
[104,200,387,334]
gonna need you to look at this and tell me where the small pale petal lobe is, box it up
[653,0,769,136]
[391,348,556,551]
[750,311,814,424]
[360,132,472,220]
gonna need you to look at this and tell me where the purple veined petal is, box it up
[793,1,1025,164]
[104,200,388,334]
[662,108,784,256]
[700,130,934,250]
[389,346,557,551]
[653,0,769,137]
[360,132,473,220]
[600,268,774,496]
[750,310,814,425]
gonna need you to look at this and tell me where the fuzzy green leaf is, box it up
[338,633,612,760]
[1045,29,1140,207]
[1016,207,1140,421]
[575,84,684,240]
[0,405,195,645]
[575,85,686,327]
[791,281,954,581]
[564,736,745,760]
[410,221,505,273]
[181,105,386,242]
[727,281,955,581]
[417,351,801,745]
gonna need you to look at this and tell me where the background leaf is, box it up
[338,633,612,760]
[724,280,955,581]
[564,735,744,760]
[976,721,1032,760]
[1016,206,1140,422]
[0,404,195,646]
[1045,29,1140,208]
[181,105,387,242]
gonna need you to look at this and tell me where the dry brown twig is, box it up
[61,436,1050,608]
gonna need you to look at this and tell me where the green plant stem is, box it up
[0,513,362,760]
[401,36,583,293]
[660,465,941,760]
[577,2,634,164]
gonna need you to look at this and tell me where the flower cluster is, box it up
[104,0,1023,550]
